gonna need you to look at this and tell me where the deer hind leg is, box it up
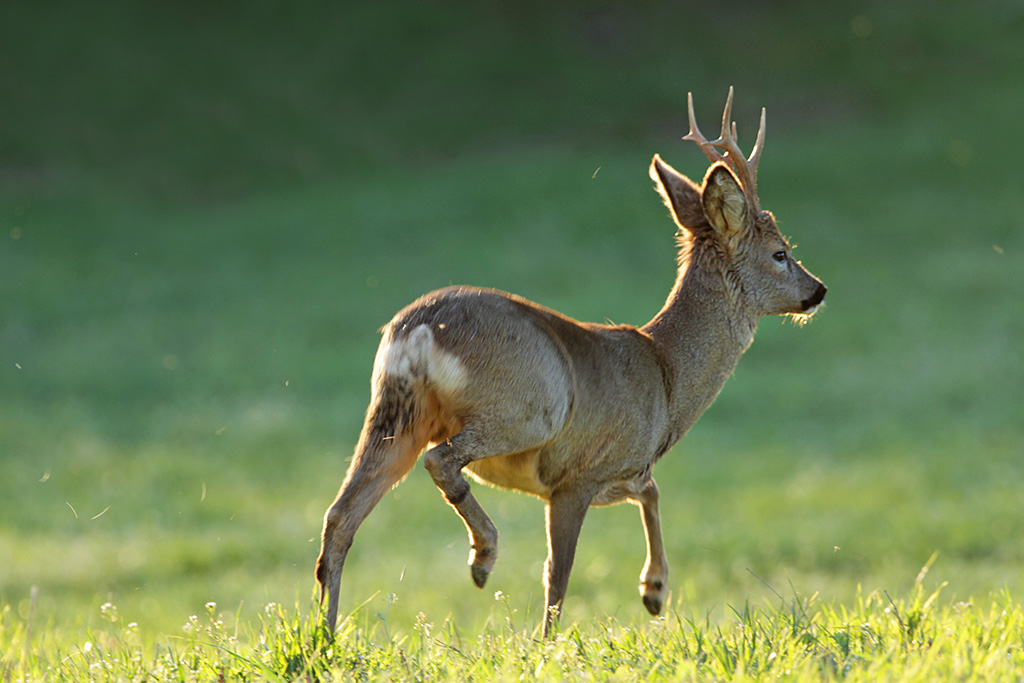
[423,431,503,589]
[633,478,668,616]
[542,488,593,638]
[316,382,428,634]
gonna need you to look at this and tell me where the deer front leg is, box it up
[634,478,668,615]
[542,489,593,638]
[423,438,499,588]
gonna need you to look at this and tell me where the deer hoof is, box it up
[471,563,490,588]
[469,545,496,587]
[640,580,664,615]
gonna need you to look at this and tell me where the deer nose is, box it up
[802,283,827,311]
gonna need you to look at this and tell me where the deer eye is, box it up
[772,250,788,263]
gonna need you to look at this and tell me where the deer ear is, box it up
[701,163,750,238]
[650,155,704,231]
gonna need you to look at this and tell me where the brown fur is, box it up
[316,99,826,638]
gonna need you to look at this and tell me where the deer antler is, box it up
[682,87,766,212]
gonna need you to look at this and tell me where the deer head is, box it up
[650,88,826,322]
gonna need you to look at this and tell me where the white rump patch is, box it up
[373,324,468,394]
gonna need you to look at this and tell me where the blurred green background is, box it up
[1,1,1022,639]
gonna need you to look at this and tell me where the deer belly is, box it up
[464,451,552,499]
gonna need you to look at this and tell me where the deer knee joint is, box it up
[445,478,470,506]
[423,449,455,480]
[424,448,468,499]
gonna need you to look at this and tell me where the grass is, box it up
[2,0,1024,679]
[7,580,1024,681]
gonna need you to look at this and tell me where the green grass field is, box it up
[2,1,1023,679]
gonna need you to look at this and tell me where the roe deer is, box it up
[316,88,826,637]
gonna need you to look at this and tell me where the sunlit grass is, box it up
[6,574,1024,681]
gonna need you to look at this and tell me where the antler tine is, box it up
[681,91,727,165]
[719,86,735,146]
[747,107,766,178]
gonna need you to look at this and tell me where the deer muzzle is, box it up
[801,282,827,313]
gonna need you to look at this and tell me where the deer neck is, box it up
[641,260,758,435]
